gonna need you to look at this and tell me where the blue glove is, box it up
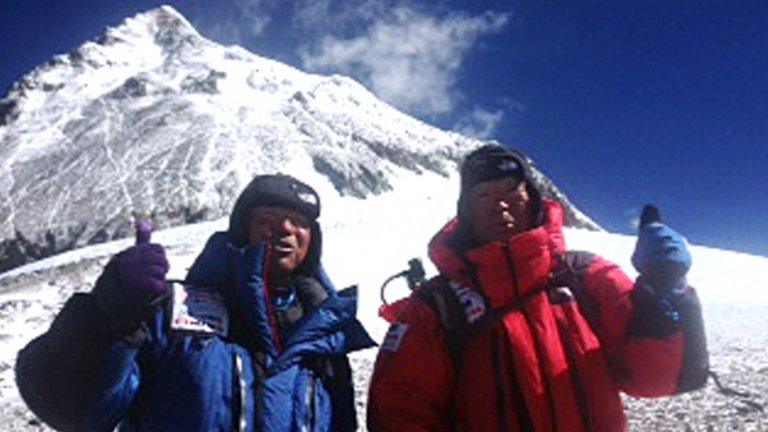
[631,205,691,293]
[186,231,244,286]
[230,243,283,354]
[185,233,278,350]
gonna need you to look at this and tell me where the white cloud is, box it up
[294,0,385,30]
[189,0,273,46]
[454,107,505,139]
[235,0,273,35]
[298,5,509,116]
[294,0,333,28]
[201,21,247,46]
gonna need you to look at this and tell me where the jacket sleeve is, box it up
[367,298,456,432]
[570,252,708,397]
[15,262,148,431]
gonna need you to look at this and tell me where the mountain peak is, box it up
[0,7,598,274]
[90,5,204,56]
[120,5,203,50]
[0,6,208,125]
[149,4,192,23]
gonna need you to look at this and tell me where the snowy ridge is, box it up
[0,6,597,274]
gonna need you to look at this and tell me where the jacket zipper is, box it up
[235,352,248,432]
[304,375,317,432]
[501,243,559,432]
[262,248,283,353]
[491,334,511,432]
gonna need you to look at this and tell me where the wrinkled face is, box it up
[248,206,312,281]
[467,177,533,244]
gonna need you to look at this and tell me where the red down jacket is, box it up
[368,200,708,432]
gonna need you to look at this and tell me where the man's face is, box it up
[466,177,533,245]
[248,206,312,280]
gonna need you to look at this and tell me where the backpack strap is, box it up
[417,253,598,371]
[549,252,600,332]
[415,276,469,372]
[416,257,596,432]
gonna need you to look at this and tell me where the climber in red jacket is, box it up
[367,144,708,432]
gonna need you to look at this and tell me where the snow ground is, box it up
[0,172,766,431]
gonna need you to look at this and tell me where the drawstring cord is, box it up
[708,370,764,413]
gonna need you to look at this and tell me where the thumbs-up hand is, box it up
[631,205,692,293]
[115,220,170,303]
[135,219,152,245]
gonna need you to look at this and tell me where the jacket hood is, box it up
[457,145,544,228]
[428,199,567,289]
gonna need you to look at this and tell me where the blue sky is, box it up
[2,1,767,256]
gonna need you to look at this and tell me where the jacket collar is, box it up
[186,233,374,360]
[428,199,567,308]
[231,262,374,357]
[267,285,375,376]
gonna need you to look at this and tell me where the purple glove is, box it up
[116,220,170,303]
[90,220,170,337]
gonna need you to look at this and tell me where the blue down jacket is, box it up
[16,232,375,431]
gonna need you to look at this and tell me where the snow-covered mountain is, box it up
[1,6,765,431]
[0,5,597,274]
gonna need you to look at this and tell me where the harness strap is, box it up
[418,253,607,431]
[415,277,467,372]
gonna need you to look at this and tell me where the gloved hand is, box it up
[631,204,691,293]
[117,220,170,303]
[229,243,286,353]
[186,231,243,286]
[92,220,170,320]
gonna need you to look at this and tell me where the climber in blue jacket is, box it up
[16,173,375,432]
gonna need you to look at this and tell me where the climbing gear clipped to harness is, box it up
[708,371,764,413]
[379,258,426,306]
[378,258,427,322]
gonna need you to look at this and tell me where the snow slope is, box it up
[0,5,597,274]
[0,170,765,430]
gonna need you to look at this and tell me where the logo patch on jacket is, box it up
[448,281,487,324]
[381,323,409,352]
[170,282,229,337]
